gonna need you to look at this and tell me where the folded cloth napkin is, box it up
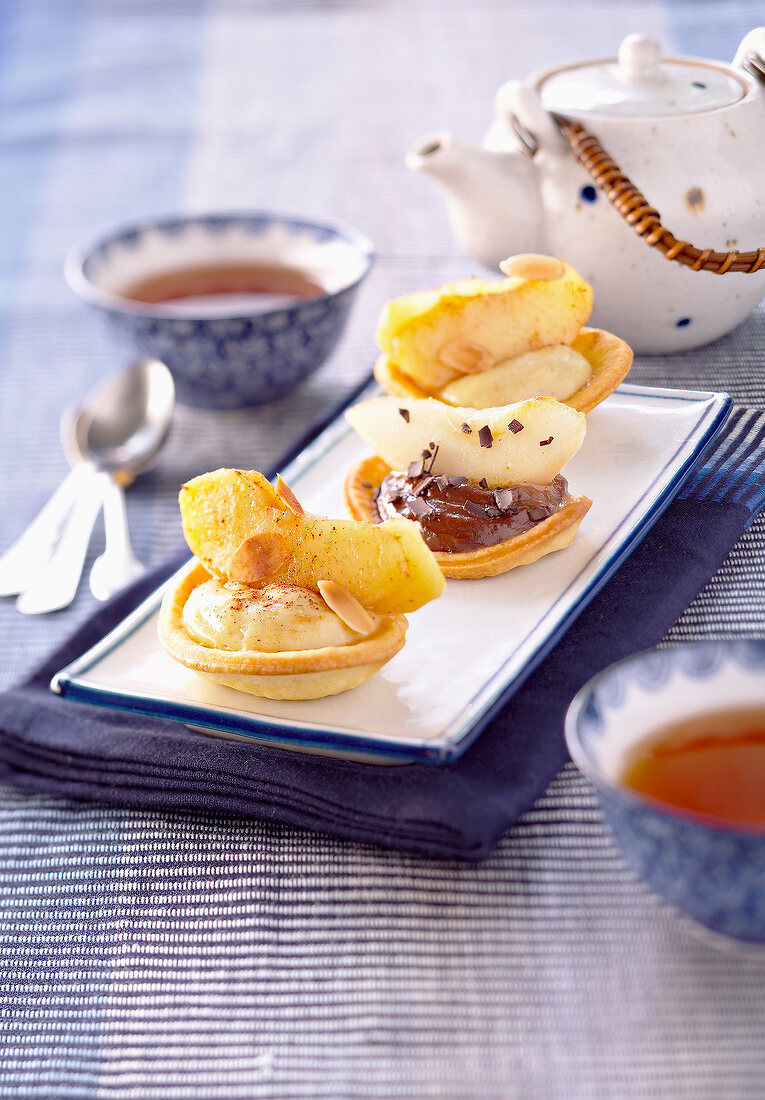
[0,404,763,861]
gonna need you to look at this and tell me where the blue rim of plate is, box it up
[52,379,732,764]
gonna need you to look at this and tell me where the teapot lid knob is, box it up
[618,34,662,82]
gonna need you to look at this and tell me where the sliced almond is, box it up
[228,533,290,585]
[275,474,304,516]
[437,339,493,374]
[500,254,566,282]
[318,579,375,635]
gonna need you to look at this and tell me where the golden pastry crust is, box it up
[374,353,431,400]
[159,561,408,700]
[374,326,633,415]
[344,456,592,580]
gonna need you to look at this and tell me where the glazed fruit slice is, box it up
[375,260,593,393]
[179,468,445,615]
[439,344,592,407]
[345,396,586,489]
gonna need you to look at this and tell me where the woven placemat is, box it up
[2,1,765,1096]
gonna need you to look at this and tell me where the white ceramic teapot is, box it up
[407,31,765,353]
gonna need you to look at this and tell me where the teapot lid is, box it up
[538,34,746,118]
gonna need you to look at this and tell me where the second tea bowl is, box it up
[565,640,765,946]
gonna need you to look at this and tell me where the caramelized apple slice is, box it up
[375,260,593,393]
[179,469,445,615]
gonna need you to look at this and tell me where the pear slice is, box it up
[439,344,592,407]
[375,262,593,393]
[179,469,445,616]
[345,396,585,489]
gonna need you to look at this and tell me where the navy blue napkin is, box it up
[0,404,763,861]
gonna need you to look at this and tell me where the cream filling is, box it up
[182,579,371,653]
[438,344,592,407]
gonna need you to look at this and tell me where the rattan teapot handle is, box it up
[553,81,765,276]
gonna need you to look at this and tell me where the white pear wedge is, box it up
[345,396,586,489]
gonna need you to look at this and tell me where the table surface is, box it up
[2,2,765,1097]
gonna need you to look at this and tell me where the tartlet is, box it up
[345,455,591,580]
[158,469,444,699]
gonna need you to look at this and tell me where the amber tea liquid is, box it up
[621,707,765,830]
[119,262,326,316]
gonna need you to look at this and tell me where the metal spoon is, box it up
[73,360,175,601]
[16,359,174,615]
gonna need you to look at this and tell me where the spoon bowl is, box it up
[64,358,175,477]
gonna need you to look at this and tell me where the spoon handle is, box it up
[16,468,105,615]
[89,477,144,601]
[0,464,90,597]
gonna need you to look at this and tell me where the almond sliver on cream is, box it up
[318,580,375,635]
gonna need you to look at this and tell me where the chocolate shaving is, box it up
[414,476,435,496]
[407,459,424,478]
[493,488,515,512]
[421,448,431,461]
[434,475,450,491]
[425,443,439,474]
[449,475,468,487]
[409,497,431,518]
[508,419,524,434]
[539,436,554,447]
[398,407,410,422]
[464,500,487,518]
[479,477,488,490]
[461,423,472,434]
[429,441,435,449]
[478,425,493,449]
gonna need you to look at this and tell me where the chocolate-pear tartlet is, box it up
[344,396,591,580]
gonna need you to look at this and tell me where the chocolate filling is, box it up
[373,471,569,554]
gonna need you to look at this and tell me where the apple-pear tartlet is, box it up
[374,254,632,414]
[344,396,591,580]
[159,469,444,699]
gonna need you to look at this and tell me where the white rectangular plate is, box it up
[53,382,731,763]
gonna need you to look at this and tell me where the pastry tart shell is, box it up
[374,326,633,415]
[345,457,592,580]
[159,562,407,700]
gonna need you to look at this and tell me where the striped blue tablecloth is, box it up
[1,2,765,1097]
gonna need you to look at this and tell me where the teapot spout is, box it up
[406,132,545,269]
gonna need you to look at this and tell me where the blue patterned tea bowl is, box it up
[65,212,374,409]
[565,641,765,945]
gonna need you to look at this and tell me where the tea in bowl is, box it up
[65,212,374,409]
[565,640,765,946]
